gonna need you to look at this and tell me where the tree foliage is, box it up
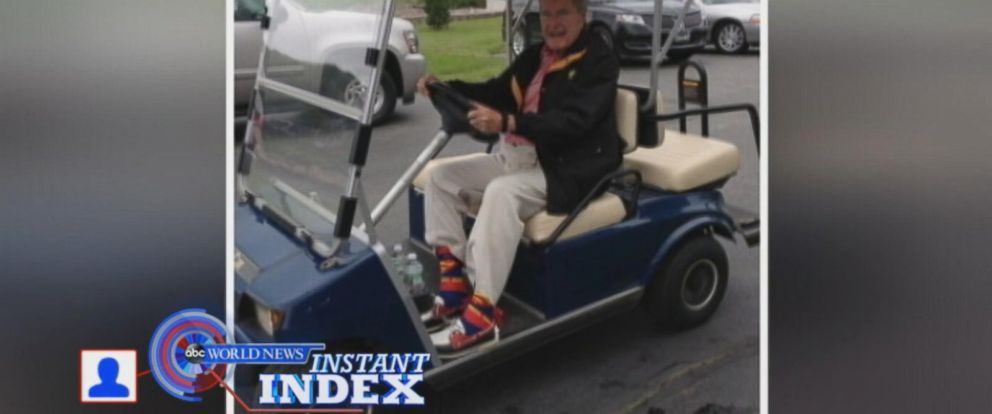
[424,0,451,29]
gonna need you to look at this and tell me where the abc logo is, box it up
[184,344,206,363]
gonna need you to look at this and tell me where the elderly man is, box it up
[417,0,621,354]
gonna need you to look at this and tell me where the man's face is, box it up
[540,0,585,52]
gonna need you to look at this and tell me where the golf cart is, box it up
[233,0,758,408]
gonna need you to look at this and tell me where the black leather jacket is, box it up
[449,28,622,214]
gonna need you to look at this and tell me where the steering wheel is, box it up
[426,82,499,144]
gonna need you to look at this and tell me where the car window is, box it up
[235,0,265,21]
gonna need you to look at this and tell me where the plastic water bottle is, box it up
[405,253,425,294]
[392,244,407,281]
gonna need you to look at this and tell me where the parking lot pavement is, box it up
[636,351,758,414]
[234,50,759,413]
[355,51,760,414]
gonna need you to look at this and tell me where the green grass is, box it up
[417,16,509,82]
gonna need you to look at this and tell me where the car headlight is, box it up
[254,302,285,336]
[616,14,645,25]
[749,13,761,25]
[403,30,419,54]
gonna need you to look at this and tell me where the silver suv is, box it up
[235,0,426,124]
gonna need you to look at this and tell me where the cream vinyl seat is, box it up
[618,89,741,191]
[624,131,740,192]
[412,89,740,244]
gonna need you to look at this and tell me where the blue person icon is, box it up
[88,357,130,398]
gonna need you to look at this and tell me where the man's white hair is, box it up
[541,0,589,14]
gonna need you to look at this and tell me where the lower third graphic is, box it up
[136,308,428,412]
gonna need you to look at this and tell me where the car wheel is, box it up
[715,21,748,54]
[372,74,398,125]
[341,74,397,126]
[643,235,729,331]
[666,50,695,63]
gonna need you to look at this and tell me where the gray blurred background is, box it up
[770,0,992,412]
[0,0,225,412]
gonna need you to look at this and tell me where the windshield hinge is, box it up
[238,148,254,175]
[333,196,358,239]
[364,48,380,67]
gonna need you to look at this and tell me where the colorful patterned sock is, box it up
[459,294,498,336]
[435,246,471,309]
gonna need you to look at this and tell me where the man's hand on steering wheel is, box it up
[417,74,439,98]
[421,77,504,143]
[467,103,504,135]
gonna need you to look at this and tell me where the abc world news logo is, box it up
[195,344,428,406]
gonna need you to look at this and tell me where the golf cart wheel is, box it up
[715,21,748,54]
[644,235,728,331]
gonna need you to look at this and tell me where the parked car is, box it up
[507,0,708,62]
[699,0,759,53]
[234,0,426,124]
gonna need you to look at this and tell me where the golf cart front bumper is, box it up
[233,204,432,355]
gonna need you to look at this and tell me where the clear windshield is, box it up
[260,0,390,120]
[243,92,357,242]
[241,0,392,247]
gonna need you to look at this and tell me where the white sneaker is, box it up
[420,295,460,333]
[430,305,502,359]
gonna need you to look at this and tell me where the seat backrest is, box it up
[615,88,639,154]
[617,88,669,152]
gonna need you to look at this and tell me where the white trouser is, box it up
[424,140,547,303]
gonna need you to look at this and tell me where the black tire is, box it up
[666,49,695,63]
[643,235,729,331]
[373,73,399,125]
[714,21,749,54]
